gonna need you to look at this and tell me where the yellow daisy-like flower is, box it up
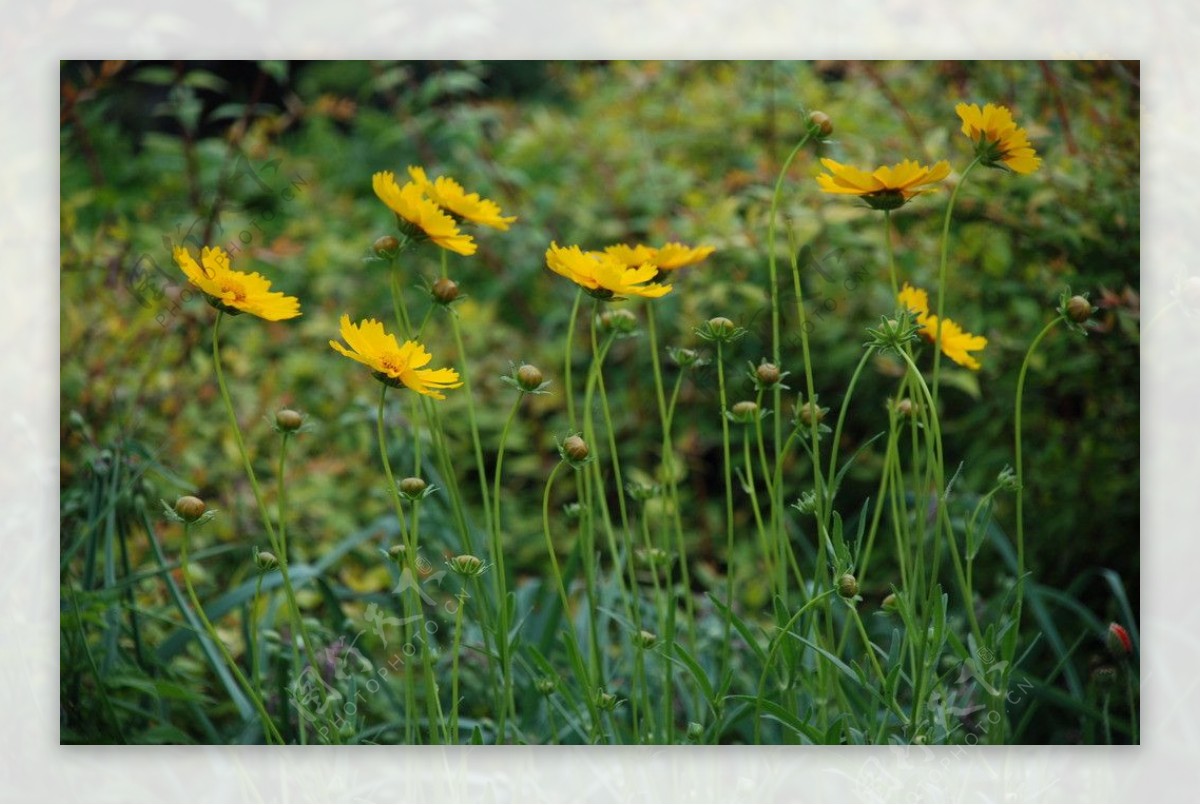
[172,245,301,321]
[604,242,716,271]
[329,314,463,399]
[816,157,952,210]
[955,102,1041,175]
[545,242,672,300]
[371,171,477,256]
[897,282,988,371]
[407,166,517,231]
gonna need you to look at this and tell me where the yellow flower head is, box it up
[955,102,1041,175]
[897,282,988,371]
[817,157,951,210]
[172,245,301,321]
[604,242,716,271]
[329,315,463,399]
[545,242,672,300]
[407,166,517,231]
[372,171,477,256]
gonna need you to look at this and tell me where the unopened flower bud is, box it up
[730,400,760,424]
[595,689,619,711]
[1067,295,1092,323]
[275,409,304,432]
[174,495,207,523]
[517,364,544,391]
[798,400,827,426]
[881,592,898,611]
[536,677,558,696]
[1106,622,1133,657]
[447,554,487,578]
[636,630,658,649]
[808,110,833,138]
[432,277,460,304]
[255,550,278,571]
[373,235,401,258]
[708,316,734,336]
[837,573,859,598]
[399,477,427,498]
[388,544,407,559]
[687,721,704,741]
[599,308,638,335]
[756,362,781,386]
[894,398,917,418]
[563,435,589,463]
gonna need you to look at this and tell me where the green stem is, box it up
[716,341,736,679]
[181,522,283,744]
[213,313,328,730]
[564,288,584,431]
[1013,318,1063,643]
[883,210,898,300]
[767,129,815,609]
[931,157,980,409]
[376,384,418,743]
[491,394,522,741]
[450,591,466,742]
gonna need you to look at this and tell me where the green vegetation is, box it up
[60,60,1139,744]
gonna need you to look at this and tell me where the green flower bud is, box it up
[837,573,859,598]
[432,277,460,304]
[687,721,704,741]
[373,235,401,258]
[275,409,304,432]
[755,361,781,386]
[174,495,207,523]
[516,363,544,392]
[563,435,589,463]
[399,477,427,499]
[808,110,833,138]
[635,630,658,649]
[1067,295,1093,323]
[599,308,638,335]
[730,400,760,424]
[447,554,487,578]
[255,550,279,572]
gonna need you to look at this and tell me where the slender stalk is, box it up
[450,592,466,742]
[564,288,584,430]
[883,210,899,300]
[930,157,980,409]
[766,129,815,605]
[491,394,523,740]
[376,384,419,743]
[180,522,284,744]
[716,341,736,678]
[212,312,328,729]
[1012,318,1063,641]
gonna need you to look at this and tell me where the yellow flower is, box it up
[407,166,516,231]
[604,242,716,270]
[545,242,672,299]
[329,315,463,399]
[955,102,1041,175]
[172,245,301,321]
[371,171,477,256]
[816,158,951,210]
[897,282,988,371]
